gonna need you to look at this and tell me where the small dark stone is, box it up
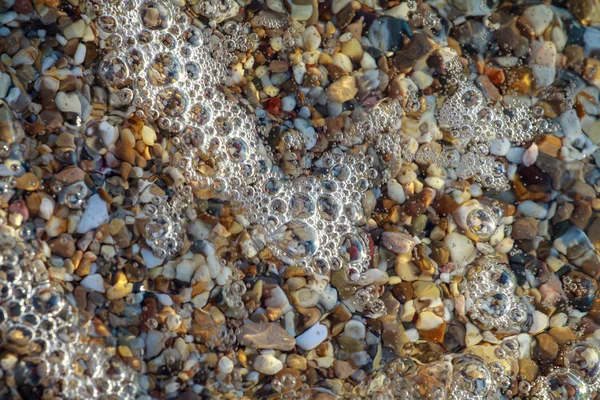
[392,33,432,71]
[562,271,598,311]
[368,17,412,53]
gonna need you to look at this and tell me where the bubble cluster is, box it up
[141,185,195,259]
[92,0,382,284]
[0,222,139,399]
[435,81,551,189]
[461,260,530,333]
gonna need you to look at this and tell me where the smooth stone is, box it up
[584,27,600,57]
[145,330,165,359]
[554,226,593,259]
[382,231,416,254]
[506,147,525,164]
[444,232,475,266]
[253,354,283,375]
[368,17,412,53]
[238,322,296,351]
[218,356,234,374]
[302,26,321,51]
[512,217,539,240]
[142,248,164,269]
[296,322,328,350]
[326,76,357,103]
[387,179,406,204]
[560,109,583,140]
[343,320,366,340]
[76,194,109,234]
[80,274,105,293]
[529,310,549,334]
[0,72,10,99]
[517,200,548,219]
[64,20,86,39]
[55,91,82,114]
[522,4,553,36]
[99,121,118,146]
[281,96,296,112]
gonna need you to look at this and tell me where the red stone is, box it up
[265,97,282,116]
[13,0,34,14]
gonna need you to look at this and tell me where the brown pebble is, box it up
[512,217,539,240]
[403,188,436,217]
[570,201,592,230]
[536,333,559,361]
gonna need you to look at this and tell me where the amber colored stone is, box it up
[392,282,414,302]
[403,188,436,217]
[535,134,562,157]
[570,201,593,230]
[519,359,539,382]
[418,321,446,343]
[432,194,460,215]
[507,67,534,95]
[536,334,559,362]
[548,327,579,345]
[485,66,506,86]
[513,165,553,203]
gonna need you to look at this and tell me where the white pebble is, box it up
[80,274,105,292]
[387,179,405,204]
[343,320,366,340]
[293,61,306,84]
[405,328,419,342]
[253,354,283,375]
[99,121,118,146]
[296,322,328,350]
[444,232,475,266]
[425,176,444,190]
[495,237,514,254]
[332,52,353,73]
[518,200,548,219]
[529,310,549,334]
[360,52,377,70]
[74,43,87,65]
[302,26,321,51]
[522,143,538,167]
[55,91,82,114]
[490,137,511,156]
[76,194,109,233]
[281,96,296,112]
[218,356,234,374]
[522,4,553,36]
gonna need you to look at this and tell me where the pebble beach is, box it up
[1,0,600,399]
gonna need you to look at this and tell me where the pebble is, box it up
[326,76,357,103]
[55,92,82,114]
[253,354,283,375]
[76,194,109,234]
[444,232,475,266]
[522,5,554,36]
[529,310,549,334]
[517,200,548,219]
[238,322,296,351]
[218,356,234,374]
[387,179,406,204]
[382,231,416,254]
[80,274,105,293]
[296,323,328,350]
